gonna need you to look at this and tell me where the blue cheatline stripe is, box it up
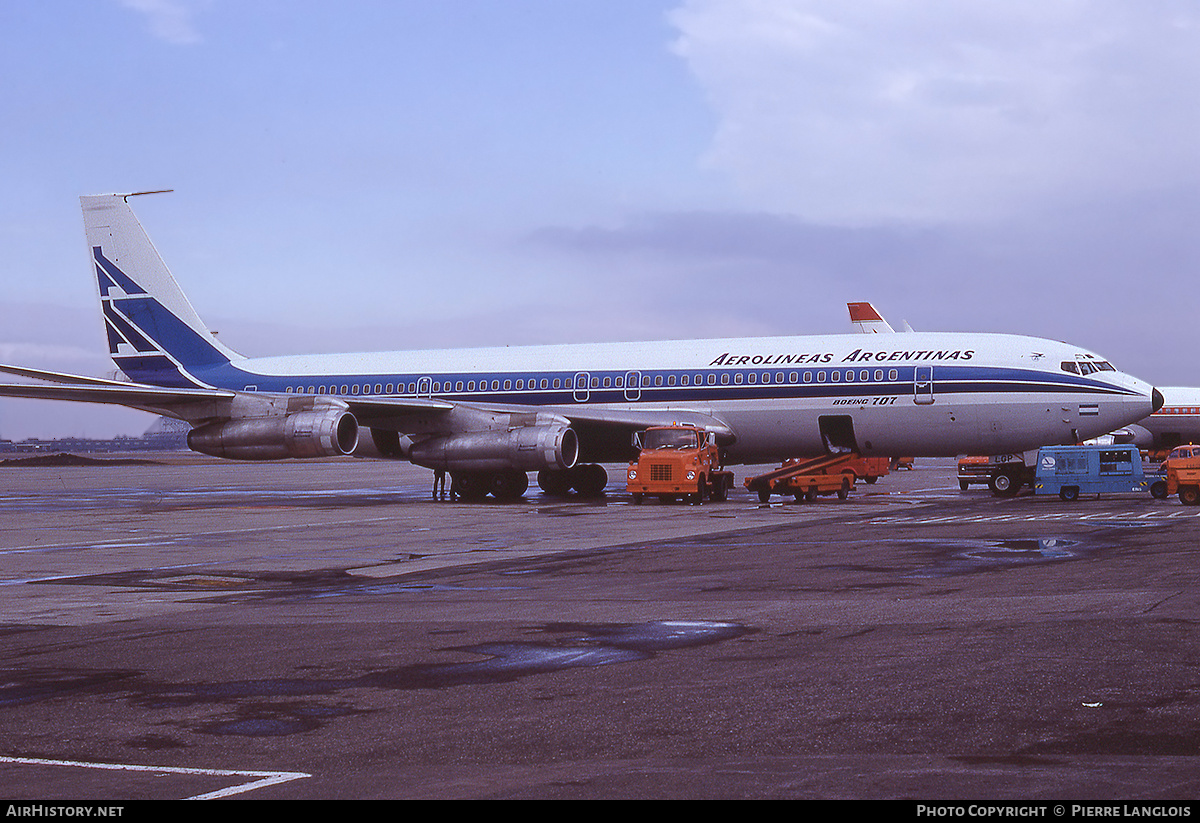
[177,361,1139,409]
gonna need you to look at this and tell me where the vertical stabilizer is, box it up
[847,302,896,334]
[82,192,243,388]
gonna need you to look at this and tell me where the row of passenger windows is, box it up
[282,368,904,396]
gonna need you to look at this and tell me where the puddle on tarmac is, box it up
[907,537,1087,578]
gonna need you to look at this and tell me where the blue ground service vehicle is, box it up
[1034,444,1149,501]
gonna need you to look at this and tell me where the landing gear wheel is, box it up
[537,469,572,496]
[569,464,608,497]
[451,471,489,502]
[489,469,529,501]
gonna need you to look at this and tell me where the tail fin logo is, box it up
[94,246,146,298]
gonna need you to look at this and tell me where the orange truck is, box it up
[627,424,734,504]
[1152,444,1200,505]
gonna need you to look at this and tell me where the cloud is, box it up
[669,0,1200,224]
[119,0,206,45]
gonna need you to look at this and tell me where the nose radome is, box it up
[1153,388,1164,413]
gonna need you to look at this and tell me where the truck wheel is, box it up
[990,467,1021,497]
[959,480,970,491]
[1180,485,1200,506]
[1150,481,1168,500]
[758,488,771,503]
[631,493,643,505]
[710,477,728,502]
[837,477,850,500]
[1058,486,1079,502]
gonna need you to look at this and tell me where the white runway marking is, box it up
[0,755,311,800]
[869,509,1200,525]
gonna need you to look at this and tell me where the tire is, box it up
[569,464,608,497]
[489,469,528,501]
[758,488,771,503]
[710,476,728,502]
[990,467,1021,497]
[1150,481,1168,500]
[1058,486,1079,502]
[537,469,572,496]
[837,477,850,500]
[959,480,970,491]
[1180,485,1200,506]
[451,471,489,502]
[631,492,643,505]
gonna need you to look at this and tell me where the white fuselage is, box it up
[199,330,1158,463]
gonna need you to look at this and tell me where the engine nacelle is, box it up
[408,424,579,472]
[187,410,359,460]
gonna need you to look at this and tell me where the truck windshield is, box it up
[644,429,699,450]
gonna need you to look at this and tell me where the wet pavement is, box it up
[1,455,1199,798]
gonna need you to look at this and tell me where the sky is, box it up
[2,0,1199,439]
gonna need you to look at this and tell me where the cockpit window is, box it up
[1063,357,1116,375]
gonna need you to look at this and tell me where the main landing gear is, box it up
[536,464,608,499]
[447,464,608,502]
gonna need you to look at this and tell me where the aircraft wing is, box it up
[0,363,234,409]
[0,364,457,421]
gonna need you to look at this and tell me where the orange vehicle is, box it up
[627,424,734,504]
[744,452,886,502]
[1153,444,1200,505]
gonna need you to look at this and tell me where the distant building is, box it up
[0,416,189,453]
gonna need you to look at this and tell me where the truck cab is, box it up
[1157,444,1200,505]
[627,424,733,504]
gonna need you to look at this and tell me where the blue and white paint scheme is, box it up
[0,192,1163,499]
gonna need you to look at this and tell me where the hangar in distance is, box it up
[0,193,1163,500]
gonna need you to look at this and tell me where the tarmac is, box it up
[2,453,1199,800]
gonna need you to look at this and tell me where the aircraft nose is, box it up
[1153,387,1164,413]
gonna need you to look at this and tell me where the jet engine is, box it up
[187,409,359,460]
[407,424,579,472]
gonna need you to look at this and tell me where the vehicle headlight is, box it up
[686,470,696,480]
[628,469,637,480]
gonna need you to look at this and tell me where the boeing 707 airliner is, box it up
[0,193,1163,500]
